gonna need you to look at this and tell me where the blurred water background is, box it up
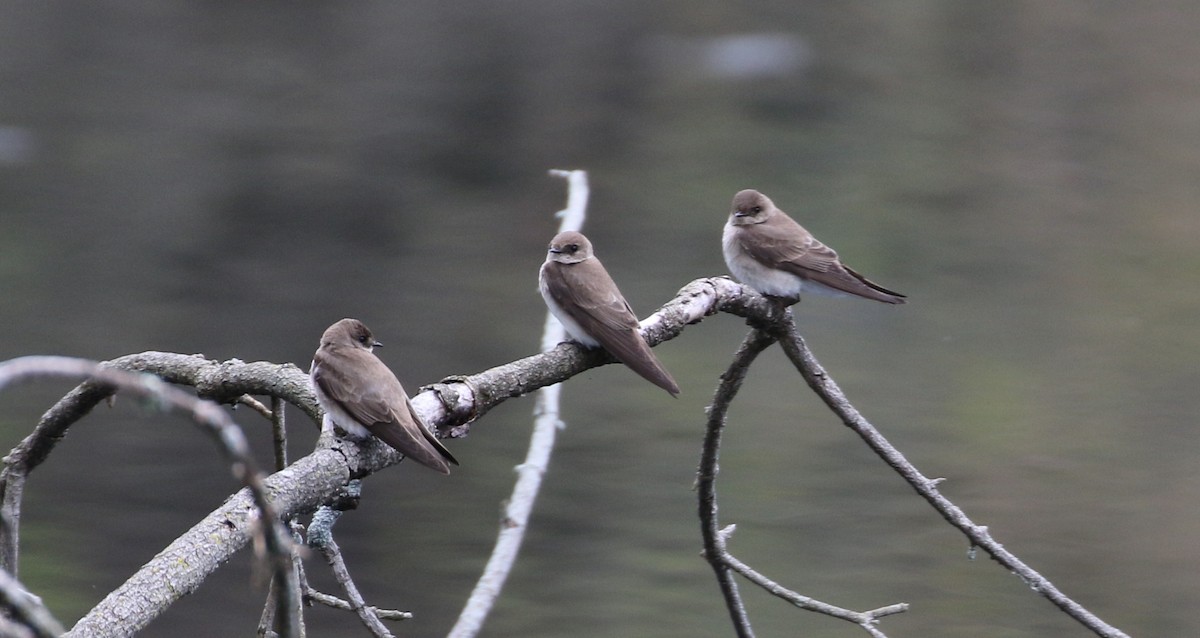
[1,2,1198,636]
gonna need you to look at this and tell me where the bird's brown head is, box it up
[546,230,595,265]
[321,318,380,352]
[729,189,775,225]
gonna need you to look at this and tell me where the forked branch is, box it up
[699,327,907,637]
[765,316,1130,638]
[0,356,299,635]
[0,277,1129,638]
[698,305,1129,638]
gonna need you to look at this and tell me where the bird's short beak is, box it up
[373,340,383,348]
[733,211,747,218]
[547,247,562,254]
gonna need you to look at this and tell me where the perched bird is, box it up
[539,231,681,396]
[310,318,458,474]
[722,189,906,304]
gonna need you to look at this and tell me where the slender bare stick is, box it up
[720,542,907,637]
[258,520,306,638]
[448,169,588,637]
[286,525,308,638]
[303,481,405,633]
[257,583,278,637]
[700,321,908,636]
[767,316,1130,638]
[316,538,392,638]
[258,395,300,633]
[302,588,412,621]
[698,329,778,638]
[238,394,276,421]
[271,396,288,471]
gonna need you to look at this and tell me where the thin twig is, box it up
[287,527,309,638]
[700,310,907,636]
[257,395,294,636]
[257,580,279,637]
[721,540,907,637]
[238,394,275,421]
[305,485,397,635]
[271,396,288,471]
[258,521,306,638]
[698,329,777,638]
[448,168,588,637]
[315,538,392,638]
[302,588,412,621]
[767,316,1130,638]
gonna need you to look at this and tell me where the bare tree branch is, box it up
[24,277,750,636]
[719,531,907,638]
[416,276,774,433]
[302,588,411,621]
[301,483,400,636]
[699,317,910,637]
[256,397,301,637]
[449,168,588,637]
[237,394,276,421]
[270,396,288,471]
[0,615,35,638]
[0,352,313,576]
[0,275,1129,637]
[314,538,392,638]
[0,566,64,638]
[0,356,300,636]
[699,328,778,638]
[64,444,349,637]
[697,301,1130,637]
[763,316,1131,638]
[257,521,306,638]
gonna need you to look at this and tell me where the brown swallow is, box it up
[310,318,458,474]
[722,189,906,304]
[538,231,680,396]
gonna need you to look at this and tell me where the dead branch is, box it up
[0,275,1129,638]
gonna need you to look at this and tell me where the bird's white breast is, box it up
[722,220,807,298]
[310,363,372,439]
[538,266,601,347]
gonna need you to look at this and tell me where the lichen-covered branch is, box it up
[0,566,64,638]
[0,274,1129,638]
[39,276,758,637]
[416,275,774,433]
[66,444,351,637]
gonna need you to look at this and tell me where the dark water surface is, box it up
[1,3,1197,636]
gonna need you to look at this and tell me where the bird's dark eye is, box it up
[357,335,370,344]
[751,206,762,213]
[567,244,578,252]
